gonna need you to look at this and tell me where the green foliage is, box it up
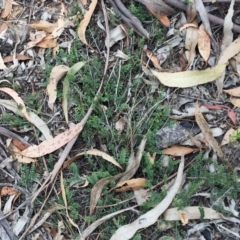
[129,2,151,22]
[1,113,30,128]
[19,164,40,188]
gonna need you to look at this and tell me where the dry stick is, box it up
[165,0,240,33]
[109,0,149,37]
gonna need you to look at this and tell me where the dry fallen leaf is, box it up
[1,0,12,18]
[118,136,147,182]
[63,149,122,169]
[110,155,185,240]
[144,48,163,71]
[198,24,211,62]
[115,178,147,192]
[3,54,32,63]
[29,20,58,33]
[163,145,198,156]
[21,122,84,158]
[221,128,235,146]
[224,87,240,97]
[195,101,223,158]
[90,171,127,215]
[0,87,30,121]
[78,207,135,240]
[47,65,70,110]
[60,171,81,234]
[151,64,225,88]
[7,139,36,163]
[0,186,17,196]
[230,97,240,108]
[78,0,98,48]
[0,99,53,140]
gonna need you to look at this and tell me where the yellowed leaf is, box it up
[29,20,58,33]
[46,65,69,110]
[163,145,198,156]
[195,101,223,158]
[21,122,84,158]
[230,97,240,108]
[198,24,211,62]
[223,87,240,97]
[0,87,30,121]
[77,0,98,48]
[115,178,147,192]
[1,0,12,18]
[151,64,225,88]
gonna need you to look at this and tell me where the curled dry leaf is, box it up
[107,25,127,48]
[151,64,225,88]
[47,65,70,110]
[110,155,185,240]
[118,136,147,182]
[195,101,223,158]
[7,139,36,163]
[90,171,127,215]
[63,149,122,169]
[78,0,98,49]
[0,87,30,121]
[163,145,198,156]
[115,178,147,192]
[180,211,188,226]
[144,48,163,71]
[179,23,198,31]
[12,139,29,151]
[198,24,211,62]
